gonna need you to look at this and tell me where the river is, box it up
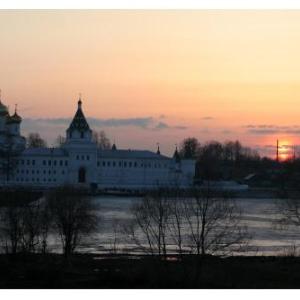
[47,196,300,256]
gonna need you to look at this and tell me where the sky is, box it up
[1,10,300,158]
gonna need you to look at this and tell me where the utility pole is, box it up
[276,139,279,162]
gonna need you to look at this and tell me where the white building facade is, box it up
[0,97,196,190]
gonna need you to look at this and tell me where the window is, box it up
[119,161,122,167]
[124,162,127,167]
[48,160,51,166]
[76,155,79,160]
[107,161,110,167]
[113,161,116,167]
[43,160,46,166]
[80,132,84,138]
[54,160,57,166]
[81,155,84,160]
[32,160,35,166]
[21,160,24,165]
[32,170,35,174]
[134,162,137,167]
[97,162,100,167]
[129,162,132,167]
[27,160,30,165]
[87,155,90,160]
[102,161,106,167]
[65,161,68,166]
[60,160,63,166]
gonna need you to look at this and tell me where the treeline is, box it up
[179,137,276,181]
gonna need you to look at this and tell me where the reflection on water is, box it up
[51,196,300,256]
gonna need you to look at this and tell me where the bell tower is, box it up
[65,96,93,144]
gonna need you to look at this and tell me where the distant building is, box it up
[0,96,195,189]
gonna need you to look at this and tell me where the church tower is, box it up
[65,97,93,145]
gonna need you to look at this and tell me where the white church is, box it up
[0,96,196,190]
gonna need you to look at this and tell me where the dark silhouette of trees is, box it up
[127,190,171,258]
[26,133,47,148]
[179,137,261,181]
[179,137,200,159]
[92,130,111,149]
[55,135,66,147]
[0,191,48,254]
[182,189,249,256]
[46,186,97,257]
[127,188,249,257]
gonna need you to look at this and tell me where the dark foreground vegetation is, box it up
[1,253,300,288]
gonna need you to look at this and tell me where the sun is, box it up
[278,139,293,161]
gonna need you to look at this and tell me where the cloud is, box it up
[174,125,188,130]
[244,124,300,135]
[201,116,214,120]
[23,117,187,131]
[153,122,187,131]
[155,122,169,130]
[221,129,232,135]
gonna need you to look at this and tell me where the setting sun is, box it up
[278,139,294,161]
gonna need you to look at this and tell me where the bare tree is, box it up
[26,132,47,148]
[275,190,300,237]
[179,137,200,159]
[183,188,249,256]
[127,190,172,258]
[47,186,97,257]
[55,135,66,147]
[109,219,121,254]
[1,202,23,254]
[0,196,51,254]
[92,130,111,149]
[168,192,186,256]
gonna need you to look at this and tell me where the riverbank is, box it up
[0,253,300,288]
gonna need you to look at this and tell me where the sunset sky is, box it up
[1,10,300,157]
